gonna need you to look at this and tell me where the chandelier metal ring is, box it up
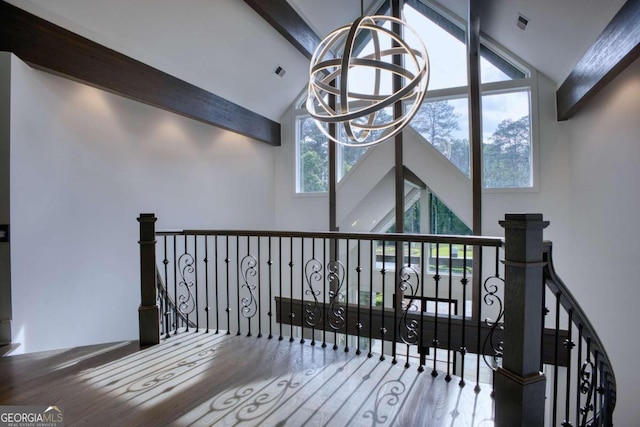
[306,15,430,147]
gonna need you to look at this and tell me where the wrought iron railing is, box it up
[542,242,616,427]
[137,213,616,426]
[152,229,510,388]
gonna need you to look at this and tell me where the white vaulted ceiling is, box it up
[5,0,628,124]
[5,0,311,122]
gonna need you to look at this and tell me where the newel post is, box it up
[138,213,160,346]
[494,214,549,427]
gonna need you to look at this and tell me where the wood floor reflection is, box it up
[0,332,494,426]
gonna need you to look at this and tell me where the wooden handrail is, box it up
[156,229,504,247]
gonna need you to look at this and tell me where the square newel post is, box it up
[494,214,549,427]
[138,213,160,346]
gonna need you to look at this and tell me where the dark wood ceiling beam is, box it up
[0,1,280,146]
[556,0,640,121]
[243,0,321,60]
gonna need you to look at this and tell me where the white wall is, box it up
[8,55,276,354]
[558,57,640,426]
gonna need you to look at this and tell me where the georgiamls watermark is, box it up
[0,406,64,427]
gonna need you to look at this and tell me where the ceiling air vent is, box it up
[274,65,286,77]
[517,14,529,31]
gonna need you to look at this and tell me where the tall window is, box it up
[405,1,534,189]
[295,1,536,193]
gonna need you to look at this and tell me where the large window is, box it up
[405,2,535,189]
[295,2,536,193]
[482,90,532,188]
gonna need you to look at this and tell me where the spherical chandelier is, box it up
[306,7,429,147]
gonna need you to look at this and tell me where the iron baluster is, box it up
[214,235,220,334]
[163,236,170,339]
[225,236,230,335]
[563,310,575,427]
[481,257,505,372]
[267,237,273,339]
[194,236,199,332]
[300,238,305,344]
[304,239,322,346]
[380,240,387,362]
[576,324,583,426]
[278,237,283,341]
[173,235,178,334]
[289,237,294,342]
[345,238,349,353]
[446,243,452,382]
[593,352,599,426]
[553,291,561,427]
[356,240,362,356]
[236,236,241,336]
[322,238,327,348]
[177,236,196,332]
[327,255,346,350]
[368,241,374,358]
[392,240,400,366]
[432,243,440,377]
[398,260,419,368]
[579,341,595,427]
[257,237,262,338]
[459,244,468,387]
[541,273,546,372]
[418,242,425,372]
[204,235,210,333]
[240,235,258,337]
[474,245,483,393]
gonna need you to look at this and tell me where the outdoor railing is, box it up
[137,213,616,426]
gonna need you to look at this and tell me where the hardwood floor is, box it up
[0,332,495,426]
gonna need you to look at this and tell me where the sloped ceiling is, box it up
[477,0,627,84]
[4,0,310,122]
[289,0,627,85]
[5,0,628,124]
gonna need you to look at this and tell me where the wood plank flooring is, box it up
[0,332,495,426]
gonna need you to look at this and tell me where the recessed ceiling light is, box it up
[517,14,529,31]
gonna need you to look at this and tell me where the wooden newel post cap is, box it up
[138,213,157,223]
[499,213,549,229]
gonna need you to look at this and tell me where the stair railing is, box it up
[542,241,616,427]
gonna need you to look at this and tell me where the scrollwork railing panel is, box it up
[304,258,323,327]
[327,260,346,332]
[481,275,504,370]
[398,265,420,346]
[177,252,196,317]
[240,254,258,319]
